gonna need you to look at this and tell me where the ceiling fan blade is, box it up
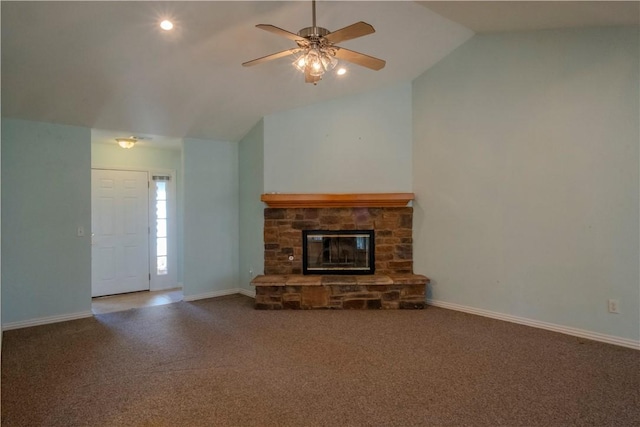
[324,21,375,44]
[334,47,386,71]
[256,24,304,42]
[242,48,302,67]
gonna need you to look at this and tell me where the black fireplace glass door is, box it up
[302,230,375,275]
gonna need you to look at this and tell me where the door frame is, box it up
[91,167,178,294]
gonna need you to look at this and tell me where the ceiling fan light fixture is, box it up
[292,47,337,78]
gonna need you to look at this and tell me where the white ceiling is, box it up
[2,1,637,148]
[419,1,639,34]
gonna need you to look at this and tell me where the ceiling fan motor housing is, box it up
[298,26,330,40]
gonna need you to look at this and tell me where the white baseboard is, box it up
[427,299,640,350]
[183,288,245,302]
[238,288,256,298]
[2,311,94,331]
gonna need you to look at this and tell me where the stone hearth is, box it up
[251,274,429,309]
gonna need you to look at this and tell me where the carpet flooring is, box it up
[2,294,639,426]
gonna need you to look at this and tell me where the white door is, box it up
[92,169,150,297]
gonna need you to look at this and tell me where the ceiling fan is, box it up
[242,0,386,85]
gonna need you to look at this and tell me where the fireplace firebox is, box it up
[302,230,375,275]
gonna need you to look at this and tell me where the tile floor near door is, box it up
[92,288,183,314]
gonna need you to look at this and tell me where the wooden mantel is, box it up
[260,193,414,208]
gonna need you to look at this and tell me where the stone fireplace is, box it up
[262,206,413,275]
[251,193,429,309]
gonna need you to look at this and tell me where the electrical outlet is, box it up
[77,226,85,237]
[249,266,253,276]
[608,299,620,314]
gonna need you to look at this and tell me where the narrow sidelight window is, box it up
[153,176,170,276]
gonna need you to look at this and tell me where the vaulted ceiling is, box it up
[2,1,637,146]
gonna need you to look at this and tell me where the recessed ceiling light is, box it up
[160,20,174,31]
[337,68,347,76]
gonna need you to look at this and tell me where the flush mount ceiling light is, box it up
[242,0,385,85]
[116,137,139,149]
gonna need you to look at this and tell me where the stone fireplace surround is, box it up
[251,193,429,309]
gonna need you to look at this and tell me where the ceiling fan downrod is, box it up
[312,0,317,30]
[301,0,327,40]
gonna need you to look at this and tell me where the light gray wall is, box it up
[91,142,184,284]
[412,27,639,341]
[182,138,239,298]
[238,120,265,292]
[264,82,413,193]
[0,121,3,397]
[1,118,92,324]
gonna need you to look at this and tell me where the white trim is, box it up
[238,288,256,298]
[427,299,640,350]
[2,311,94,331]
[91,166,148,173]
[183,288,244,302]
